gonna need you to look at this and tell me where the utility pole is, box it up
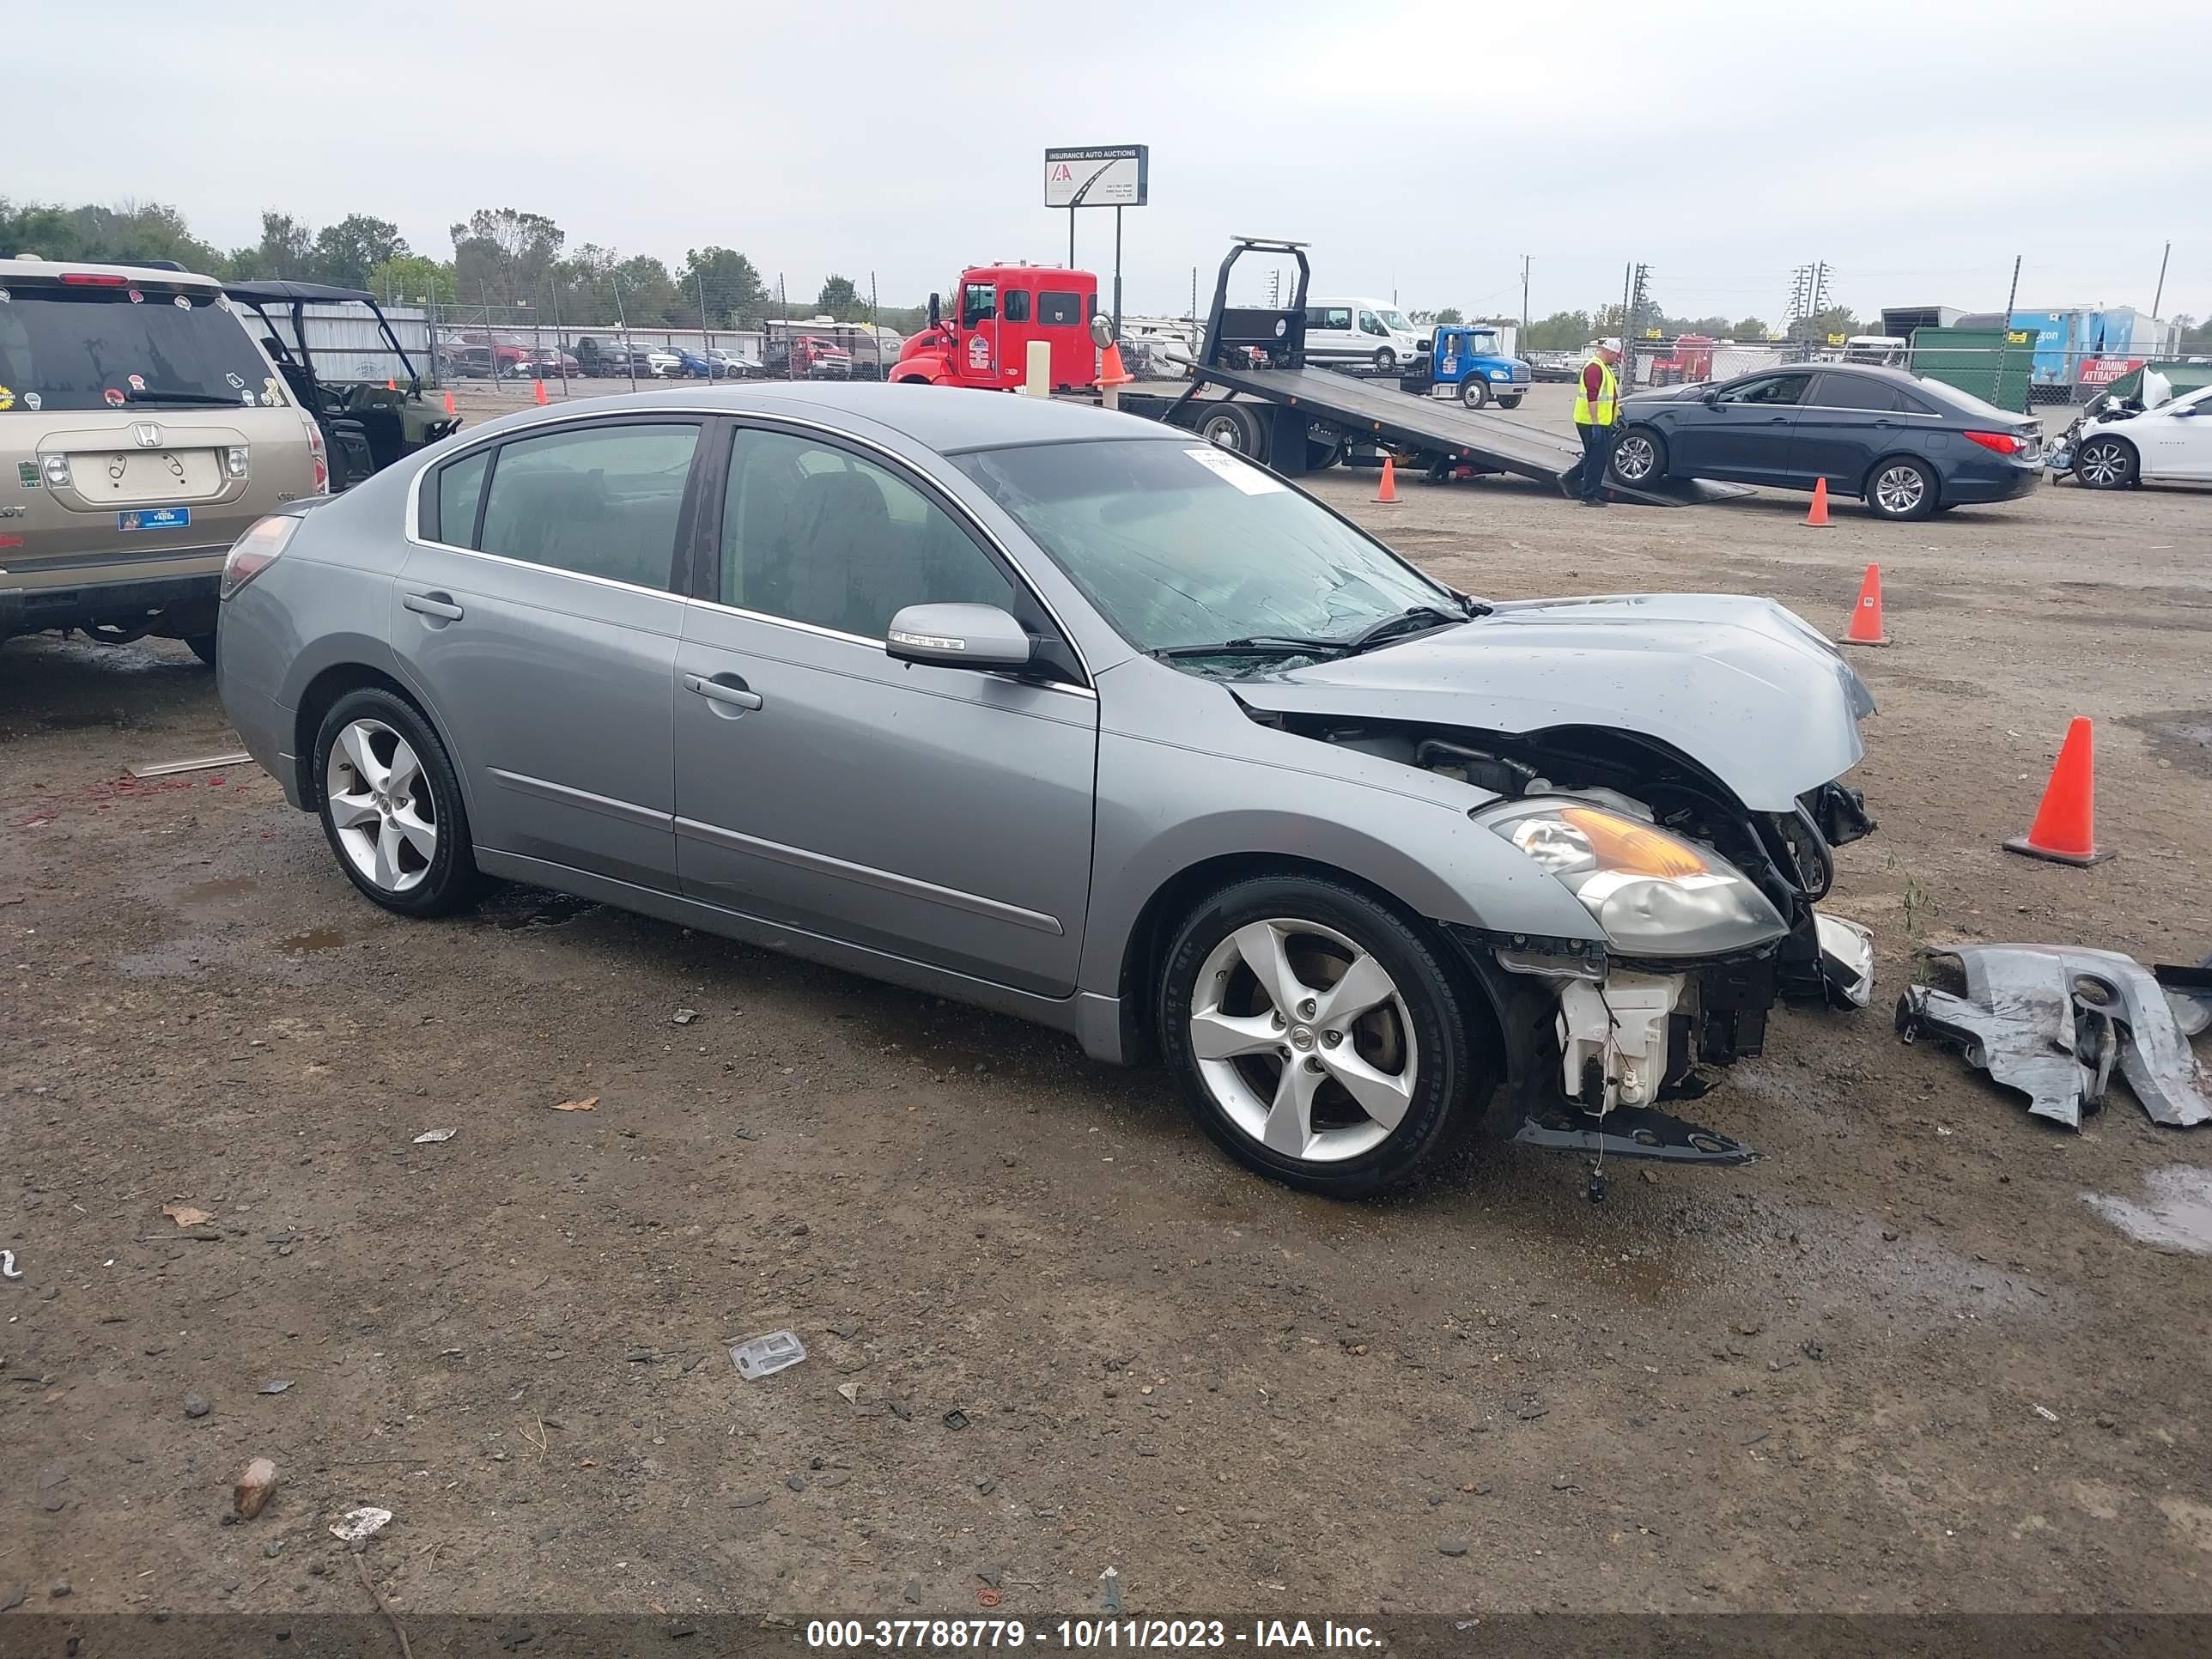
[1993,253,2023,411]
[483,283,500,397]
[612,273,636,392]
[551,280,568,398]
[2152,240,2172,317]
[1520,254,1531,340]
[698,268,712,360]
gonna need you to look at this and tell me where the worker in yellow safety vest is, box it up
[1573,337,1623,505]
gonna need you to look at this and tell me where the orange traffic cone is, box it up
[1804,476,1831,526]
[533,379,549,406]
[2003,718,2111,866]
[1839,562,1890,646]
[442,391,457,416]
[1375,455,1400,504]
[1099,343,1133,386]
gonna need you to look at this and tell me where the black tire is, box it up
[1304,427,1346,471]
[185,633,217,667]
[1864,454,1939,520]
[1607,425,1668,486]
[1373,347,1397,374]
[311,687,484,918]
[1195,400,1267,464]
[1158,874,1493,1198]
[2075,435,2137,489]
[1497,394,1523,410]
[1459,377,1491,410]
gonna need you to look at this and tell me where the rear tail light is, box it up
[60,271,130,287]
[220,515,299,601]
[302,420,329,494]
[1964,429,2024,455]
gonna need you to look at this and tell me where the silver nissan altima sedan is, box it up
[216,383,1879,1197]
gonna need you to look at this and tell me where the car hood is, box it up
[1231,593,1874,811]
[1620,383,1707,405]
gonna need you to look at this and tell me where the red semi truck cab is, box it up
[891,264,1101,392]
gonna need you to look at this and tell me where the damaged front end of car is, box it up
[1243,707,1875,1177]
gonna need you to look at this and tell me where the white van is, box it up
[1302,296,1431,372]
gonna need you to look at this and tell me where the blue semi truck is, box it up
[1406,323,1533,409]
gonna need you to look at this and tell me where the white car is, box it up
[1303,296,1431,374]
[2071,384,2212,488]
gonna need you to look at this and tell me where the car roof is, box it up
[476,382,1176,454]
[224,278,379,307]
[0,256,223,288]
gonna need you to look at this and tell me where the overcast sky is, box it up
[20,0,2209,325]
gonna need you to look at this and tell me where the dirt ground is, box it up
[3,442,2210,1626]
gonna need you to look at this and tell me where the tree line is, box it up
[0,198,926,332]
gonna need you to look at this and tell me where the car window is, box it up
[1812,374,1908,412]
[1716,373,1812,407]
[1039,290,1083,327]
[962,283,996,325]
[718,428,1018,641]
[471,422,698,589]
[1305,307,1352,333]
[1002,289,1031,325]
[953,439,1451,660]
[434,447,492,545]
[0,283,277,413]
[1359,313,1387,337]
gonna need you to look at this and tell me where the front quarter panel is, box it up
[1080,659,1606,996]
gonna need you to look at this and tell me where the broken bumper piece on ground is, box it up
[1897,944,2212,1130]
[1512,1103,1757,1166]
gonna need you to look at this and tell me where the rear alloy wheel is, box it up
[313,689,483,917]
[1160,876,1490,1197]
[2075,436,2136,489]
[1867,456,1938,520]
[1459,378,1491,410]
[1197,401,1267,463]
[1608,427,1666,485]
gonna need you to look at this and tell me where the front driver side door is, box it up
[1667,370,1814,483]
[2142,387,2212,481]
[672,422,1098,997]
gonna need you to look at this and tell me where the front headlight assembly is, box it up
[1481,801,1787,957]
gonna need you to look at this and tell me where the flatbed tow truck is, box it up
[896,239,1743,505]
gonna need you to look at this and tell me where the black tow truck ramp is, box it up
[1115,237,1746,507]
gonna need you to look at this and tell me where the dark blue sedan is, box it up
[1607,364,2044,520]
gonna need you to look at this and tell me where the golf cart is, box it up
[222,279,460,490]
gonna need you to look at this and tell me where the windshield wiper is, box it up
[1336,600,1486,655]
[1151,635,1349,661]
[125,390,247,407]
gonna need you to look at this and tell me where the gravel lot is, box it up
[3,431,2209,1623]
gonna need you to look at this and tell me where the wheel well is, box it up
[2081,432,2137,459]
[1113,852,1503,1067]
[1859,449,1941,503]
[291,664,430,808]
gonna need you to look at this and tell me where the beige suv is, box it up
[0,257,325,663]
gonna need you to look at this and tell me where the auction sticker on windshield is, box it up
[1183,446,1285,494]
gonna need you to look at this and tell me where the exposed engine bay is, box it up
[1251,708,1878,1179]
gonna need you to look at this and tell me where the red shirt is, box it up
[1582,360,1607,402]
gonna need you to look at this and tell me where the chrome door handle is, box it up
[403,592,465,620]
[684,672,763,711]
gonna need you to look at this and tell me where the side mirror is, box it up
[927,292,941,328]
[885,603,1033,672]
[1089,313,1115,349]
[1700,390,1721,407]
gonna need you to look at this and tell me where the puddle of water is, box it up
[2082,1166,2212,1255]
[483,889,601,931]
[179,877,258,903]
[280,927,347,953]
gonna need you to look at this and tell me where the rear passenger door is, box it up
[395,416,703,892]
[1790,374,1923,491]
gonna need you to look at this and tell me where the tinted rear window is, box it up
[0,283,277,413]
[1814,374,1911,412]
[1039,291,1083,327]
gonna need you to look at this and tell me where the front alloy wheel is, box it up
[2075,437,2136,489]
[1610,428,1662,483]
[1161,876,1493,1196]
